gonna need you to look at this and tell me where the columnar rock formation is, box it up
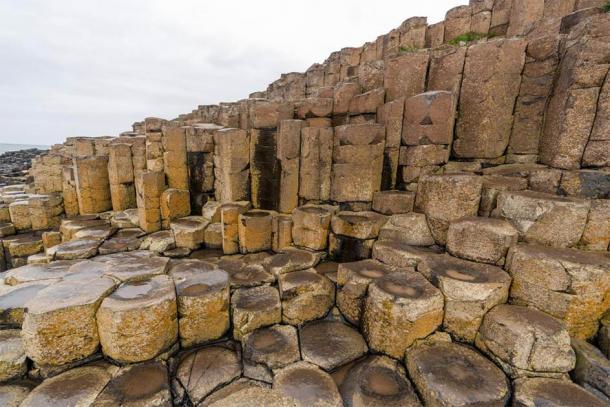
[0,1,609,405]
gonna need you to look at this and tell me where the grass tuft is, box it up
[447,32,493,45]
[604,2,610,12]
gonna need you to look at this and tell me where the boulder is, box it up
[96,275,178,363]
[475,304,576,378]
[362,271,444,358]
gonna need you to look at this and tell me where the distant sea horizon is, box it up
[0,142,50,154]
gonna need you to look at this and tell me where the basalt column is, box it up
[186,124,219,213]
[73,156,112,215]
[108,143,136,211]
[250,128,281,210]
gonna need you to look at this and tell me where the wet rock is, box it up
[492,190,590,248]
[418,253,511,342]
[378,213,435,246]
[170,260,229,347]
[174,345,241,405]
[231,285,281,340]
[362,271,444,358]
[263,248,322,277]
[98,230,143,255]
[0,281,51,325]
[506,244,610,339]
[92,361,171,406]
[21,365,112,407]
[49,239,101,261]
[96,275,178,363]
[337,355,421,407]
[571,338,610,401]
[216,256,275,289]
[512,377,607,407]
[0,329,26,381]
[274,361,342,407]
[279,270,334,325]
[22,277,116,367]
[93,252,169,282]
[299,320,368,371]
[405,342,510,406]
[416,174,483,244]
[475,304,576,378]
[336,259,399,326]
[242,324,300,383]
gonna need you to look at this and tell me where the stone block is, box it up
[402,91,455,146]
[376,98,404,149]
[248,100,294,129]
[279,270,334,325]
[242,325,300,383]
[426,22,445,48]
[400,145,450,167]
[231,285,281,340]
[213,128,250,202]
[204,222,223,249]
[8,201,31,231]
[160,188,191,224]
[110,183,136,211]
[479,174,528,216]
[580,199,610,250]
[0,330,26,382]
[506,244,610,339]
[512,377,607,407]
[372,190,414,215]
[571,338,610,401]
[362,271,444,358]
[296,98,333,119]
[348,88,385,115]
[220,202,250,255]
[475,304,576,378]
[378,213,435,246]
[238,210,273,254]
[299,127,333,201]
[492,190,590,248]
[384,52,429,102]
[331,211,387,240]
[272,215,293,252]
[444,6,472,42]
[170,216,208,249]
[418,253,511,342]
[416,174,483,244]
[292,205,335,251]
[107,143,134,185]
[446,216,519,265]
[96,275,178,363]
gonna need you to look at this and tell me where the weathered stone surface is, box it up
[349,88,385,115]
[296,98,333,119]
[90,252,169,282]
[279,270,334,325]
[599,310,610,358]
[418,254,511,342]
[170,261,230,347]
[475,304,576,378]
[454,39,527,159]
[220,202,250,255]
[328,233,375,263]
[571,338,610,401]
[333,82,360,115]
[336,259,399,326]
[21,365,112,407]
[0,281,50,326]
[213,129,250,202]
[492,190,590,247]
[540,14,610,169]
[242,324,300,383]
[512,377,607,407]
[426,21,445,48]
[372,190,414,215]
[238,210,273,253]
[506,244,610,339]
[206,386,295,407]
[299,127,333,201]
[160,188,190,226]
[384,52,429,102]
[330,211,387,240]
[92,361,172,406]
[174,345,241,405]
[203,222,223,249]
[416,174,483,244]
[22,277,116,367]
[299,320,368,371]
[406,342,509,406]
[402,91,455,146]
[444,6,472,42]
[560,170,610,199]
[0,329,26,382]
[479,174,528,216]
[96,275,178,363]
[372,239,441,268]
[231,285,281,340]
[362,271,444,358]
[215,255,275,289]
[0,384,31,407]
[263,247,321,277]
[274,361,342,407]
[378,213,435,246]
[336,355,421,407]
[446,216,518,264]
[48,238,101,261]
[73,224,117,241]
[170,216,208,249]
[292,205,334,251]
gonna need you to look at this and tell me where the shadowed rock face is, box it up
[338,356,421,407]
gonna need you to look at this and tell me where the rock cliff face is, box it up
[0,1,609,405]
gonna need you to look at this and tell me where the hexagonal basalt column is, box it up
[241,324,300,383]
[336,355,421,406]
[475,304,576,379]
[278,270,334,325]
[417,253,511,342]
[170,260,230,348]
[22,277,116,367]
[336,259,398,326]
[231,285,281,340]
[274,361,343,407]
[238,210,274,254]
[512,377,607,407]
[96,275,178,363]
[170,216,209,250]
[362,271,444,358]
[405,342,510,406]
[292,205,335,251]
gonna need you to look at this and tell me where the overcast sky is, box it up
[0,0,464,145]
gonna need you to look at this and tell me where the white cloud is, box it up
[0,0,464,145]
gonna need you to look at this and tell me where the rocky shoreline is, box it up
[0,148,47,187]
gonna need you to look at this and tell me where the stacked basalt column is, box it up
[214,128,250,203]
[72,138,112,215]
[107,142,136,211]
[186,124,219,214]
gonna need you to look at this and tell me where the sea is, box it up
[0,143,50,154]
